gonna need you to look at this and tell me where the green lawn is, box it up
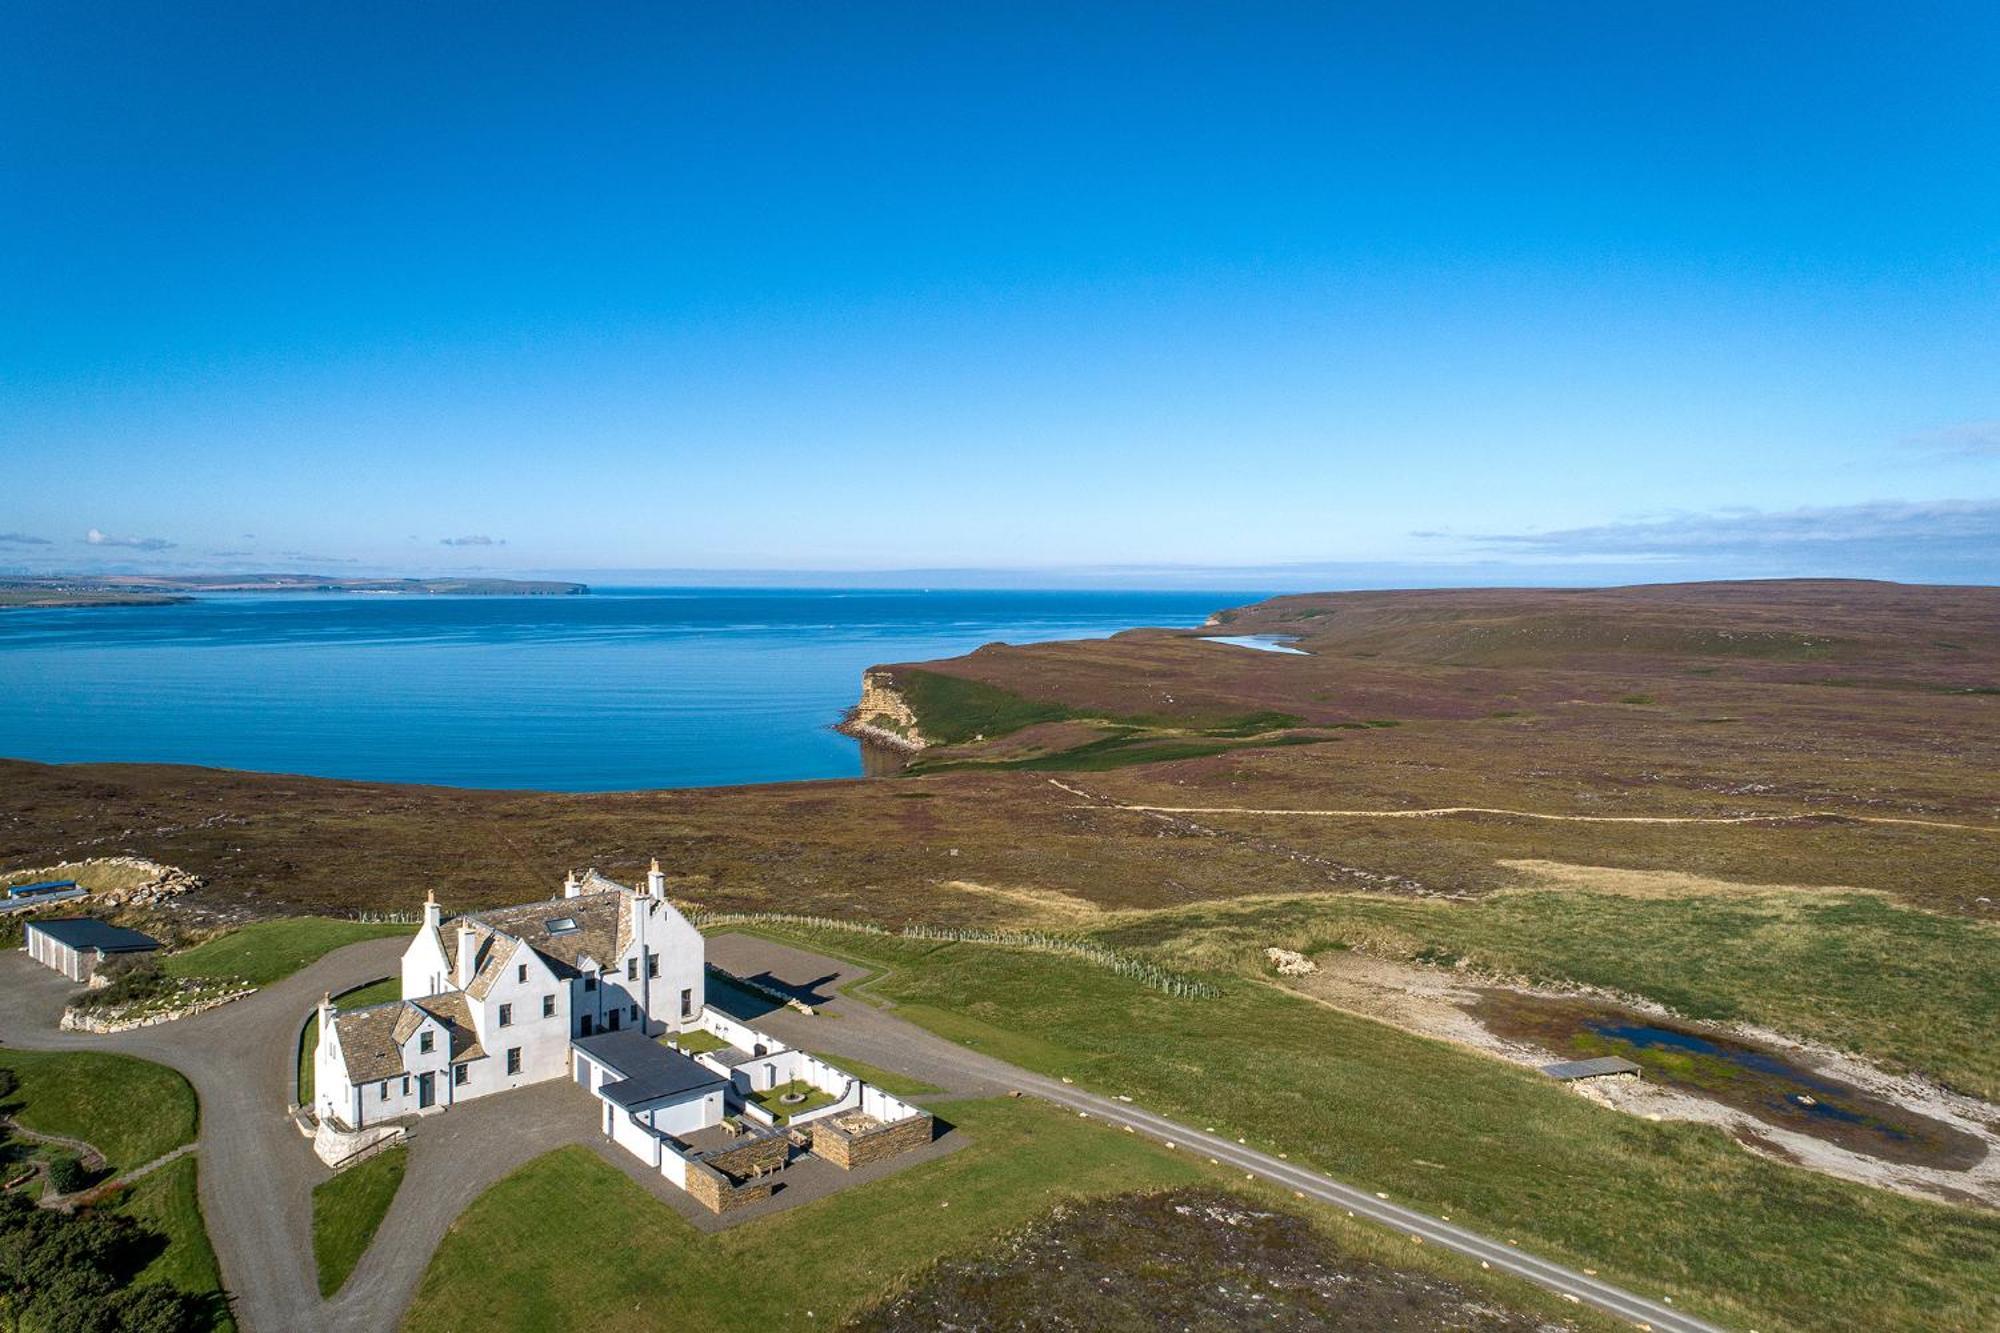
[165,918,408,988]
[747,1080,837,1124]
[666,1028,729,1055]
[0,1048,198,1172]
[810,1053,942,1099]
[744,925,1999,1333]
[313,1144,408,1296]
[116,1154,233,1330]
[404,1097,1616,1332]
[299,976,404,1105]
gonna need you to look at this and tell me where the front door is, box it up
[607,1008,620,1031]
[418,1073,435,1109]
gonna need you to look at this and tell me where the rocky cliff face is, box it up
[841,670,928,751]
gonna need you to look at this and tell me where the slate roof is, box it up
[464,933,520,1001]
[574,1030,726,1111]
[331,1003,416,1085]
[412,991,485,1063]
[457,886,635,981]
[28,918,160,953]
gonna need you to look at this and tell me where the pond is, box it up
[1198,634,1310,655]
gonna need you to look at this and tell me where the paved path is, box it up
[4,935,1730,1333]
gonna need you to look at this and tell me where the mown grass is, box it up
[1112,886,2000,1101]
[744,926,2000,1333]
[0,1048,197,1172]
[313,1144,407,1296]
[404,1097,1618,1332]
[810,1053,942,1099]
[164,917,408,987]
[116,1154,233,1328]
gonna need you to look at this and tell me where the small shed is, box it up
[23,918,161,982]
[2,880,86,913]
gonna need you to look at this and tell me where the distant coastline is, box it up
[0,574,590,609]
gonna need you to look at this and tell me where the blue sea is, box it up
[0,588,1249,790]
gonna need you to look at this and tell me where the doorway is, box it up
[418,1072,435,1109]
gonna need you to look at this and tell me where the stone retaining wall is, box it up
[811,1110,934,1170]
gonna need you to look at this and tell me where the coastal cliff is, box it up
[838,669,929,752]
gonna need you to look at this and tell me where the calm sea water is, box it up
[0,588,1248,790]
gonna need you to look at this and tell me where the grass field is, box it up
[165,918,408,987]
[299,976,404,1105]
[314,1145,407,1296]
[116,1154,233,1329]
[0,1048,198,1172]
[741,925,1999,1333]
[404,1097,1616,1332]
[1108,881,2000,1101]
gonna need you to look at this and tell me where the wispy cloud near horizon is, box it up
[0,532,51,546]
[440,535,505,547]
[83,528,175,551]
[1902,421,2000,462]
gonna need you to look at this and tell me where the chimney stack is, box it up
[563,870,581,899]
[456,923,478,989]
[647,856,665,901]
[423,889,441,934]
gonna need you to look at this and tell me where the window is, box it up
[679,987,692,1018]
[627,958,638,981]
[517,963,527,984]
[453,1064,468,1087]
[583,974,597,992]
[646,953,659,979]
[506,1047,522,1075]
[402,1076,410,1096]
[419,1032,434,1055]
[379,1080,389,1100]
[629,1003,640,1022]
[542,994,556,1018]
[498,1003,513,1028]
[545,916,578,935]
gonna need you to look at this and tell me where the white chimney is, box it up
[647,856,665,901]
[563,870,581,899]
[423,889,441,934]
[456,924,478,989]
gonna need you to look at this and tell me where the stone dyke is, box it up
[61,988,254,1032]
[810,1109,935,1170]
[684,1132,789,1214]
[837,670,928,752]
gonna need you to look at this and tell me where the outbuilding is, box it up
[23,918,161,982]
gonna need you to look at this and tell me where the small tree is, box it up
[44,1154,86,1197]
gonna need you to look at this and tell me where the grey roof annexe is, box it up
[574,1029,727,1111]
[28,918,161,953]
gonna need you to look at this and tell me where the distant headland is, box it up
[0,574,590,609]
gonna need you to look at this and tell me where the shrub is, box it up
[46,1153,88,1195]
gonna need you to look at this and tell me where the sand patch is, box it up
[940,879,1103,924]
[1492,858,1884,902]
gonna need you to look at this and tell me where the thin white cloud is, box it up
[0,532,51,546]
[1902,421,2000,461]
[440,534,505,547]
[83,527,175,551]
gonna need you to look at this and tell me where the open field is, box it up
[314,1145,407,1296]
[731,924,2000,1333]
[0,1048,199,1173]
[404,1096,1613,1332]
[164,918,411,987]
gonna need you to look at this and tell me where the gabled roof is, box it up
[412,991,485,1063]
[464,933,520,1000]
[332,1003,417,1085]
[28,918,159,953]
[459,888,636,981]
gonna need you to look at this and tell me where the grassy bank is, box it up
[116,1154,232,1328]
[165,917,408,988]
[404,1097,1614,1332]
[314,1145,407,1296]
[740,925,1999,1333]
[0,1048,198,1171]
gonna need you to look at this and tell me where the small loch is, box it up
[1199,634,1310,655]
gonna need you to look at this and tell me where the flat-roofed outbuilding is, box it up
[24,918,160,982]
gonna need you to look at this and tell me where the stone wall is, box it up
[811,1110,934,1170]
[685,1158,778,1214]
[702,1133,788,1181]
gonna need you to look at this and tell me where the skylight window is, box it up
[546,917,578,934]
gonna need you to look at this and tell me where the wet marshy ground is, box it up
[1470,990,1987,1172]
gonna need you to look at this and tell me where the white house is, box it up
[315,861,705,1130]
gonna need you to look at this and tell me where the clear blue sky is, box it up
[3,3,1995,586]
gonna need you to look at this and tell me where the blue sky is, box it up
[3,3,1995,586]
